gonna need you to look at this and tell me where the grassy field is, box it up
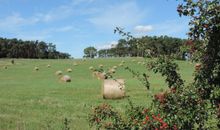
[0,58,195,130]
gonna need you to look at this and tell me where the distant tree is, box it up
[98,49,107,58]
[0,37,70,59]
[48,43,57,59]
[83,46,97,58]
[115,39,129,57]
[36,41,48,59]
[96,36,186,58]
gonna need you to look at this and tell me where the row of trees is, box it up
[84,35,187,59]
[0,37,70,59]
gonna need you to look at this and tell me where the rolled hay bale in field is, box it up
[67,68,72,72]
[60,75,71,82]
[34,66,39,71]
[47,64,51,68]
[93,71,106,80]
[73,62,78,66]
[118,63,124,67]
[89,66,94,71]
[55,70,63,76]
[108,68,116,74]
[113,66,117,69]
[97,72,107,80]
[102,79,125,99]
[99,64,104,68]
[92,71,98,78]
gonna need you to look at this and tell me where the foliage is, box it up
[125,66,150,90]
[180,40,205,62]
[152,83,208,129]
[88,104,127,130]
[88,102,178,130]
[83,46,97,58]
[147,57,208,129]
[0,37,70,59]
[177,0,219,40]
[97,35,186,58]
[178,0,220,127]
[148,56,184,89]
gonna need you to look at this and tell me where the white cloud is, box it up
[89,1,146,29]
[35,5,74,23]
[0,13,39,31]
[132,20,189,38]
[0,10,75,40]
[0,2,76,30]
[134,25,153,33]
[12,25,74,41]
[96,41,118,50]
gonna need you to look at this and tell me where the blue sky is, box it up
[0,0,189,58]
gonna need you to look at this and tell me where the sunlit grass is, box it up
[0,58,194,129]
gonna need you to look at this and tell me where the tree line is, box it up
[0,37,70,59]
[84,35,187,59]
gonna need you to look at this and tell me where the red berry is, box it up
[145,115,149,121]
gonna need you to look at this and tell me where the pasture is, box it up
[0,58,194,129]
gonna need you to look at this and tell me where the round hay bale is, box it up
[113,66,117,69]
[118,63,123,67]
[94,72,106,80]
[67,68,72,72]
[98,72,106,80]
[34,67,39,71]
[55,70,63,76]
[99,64,104,68]
[92,71,98,78]
[108,68,116,74]
[47,64,51,68]
[60,75,71,82]
[73,62,78,66]
[89,66,94,71]
[103,79,125,99]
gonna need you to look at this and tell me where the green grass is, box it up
[0,58,195,129]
